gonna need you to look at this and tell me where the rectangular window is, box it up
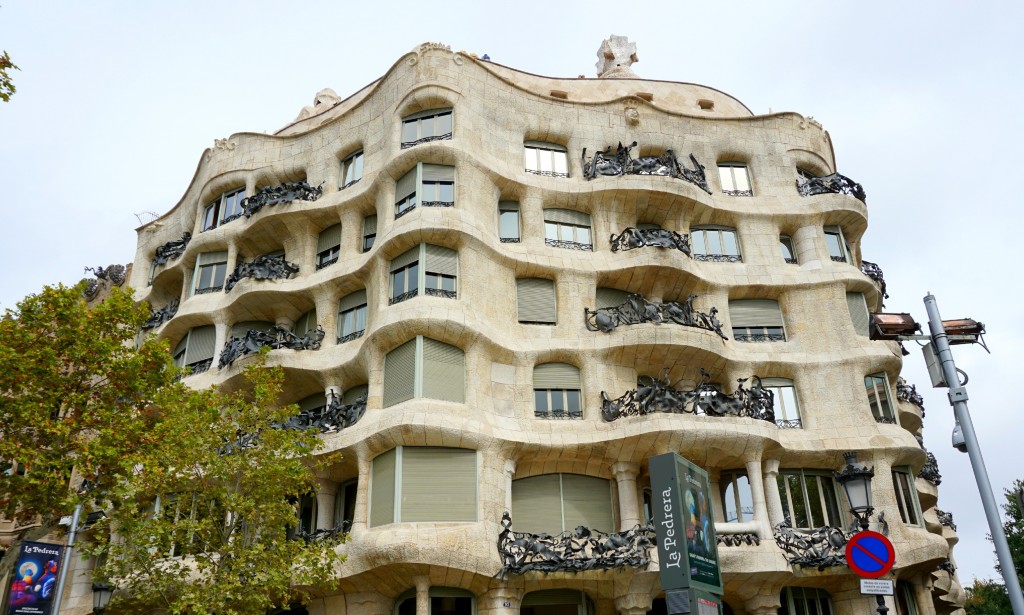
[362,214,377,252]
[720,471,754,523]
[511,474,614,535]
[846,292,870,337]
[340,150,364,189]
[316,223,342,270]
[780,235,797,264]
[424,244,457,298]
[533,362,582,419]
[691,226,742,262]
[499,201,521,242]
[369,447,477,526]
[389,246,419,305]
[516,278,556,324]
[718,163,752,196]
[777,470,844,530]
[761,377,801,428]
[729,299,785,342]
[824,225,851,263]
[193,251,228,295]
[334,480,357,530]
[524,142,569,177]
[543,209,592,250]
[401,109,453,148]
[172,325,216,376]
[201,201,219,232]
[338,290,368,343]
[892,469,921,526]
[201,187,246,231]
[382,336,465,407]
[395,164,455,219]
[865,374,894,423]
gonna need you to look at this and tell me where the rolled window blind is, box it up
[533,363,580,389]
[524,141,565,152]
[395,169,417,202]
[421,338,465,403]
[184,325,216,364]
[400,447,476,522]
[511,474,563,535]
[342,384,368,404]
[369,449,396,527]
[317,224,342,253]
[382,339,417,407]
[595,287,630,310]
[297,392,326,413]
[516,278,556,323]
[729,299,783,328]
[294,310,317,337]
[421,164,454,182]
[363,214,377,235]
[543,208,590,226]
[339,289,367,312]
[391,246,420,271]
[425,245,458,276]
[846,292,870,337]
[403,107,452,122]
[230,320,274,338]
[561,474,615,533]
[198,250,228,265]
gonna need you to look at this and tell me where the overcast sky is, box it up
[2,0,1022,589]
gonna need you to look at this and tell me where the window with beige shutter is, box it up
[382,336,465,407]
[729,299,785,342]
[511,473,615,535]
[368,447,476,526]
[516,278,556,324]
[533,363,582,419]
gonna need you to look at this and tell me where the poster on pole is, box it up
[649,452,723,595]
[5,541,64,615]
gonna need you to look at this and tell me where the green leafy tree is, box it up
[0,50,18,102]
[0,284,344,613]
[964,478,1024,615]
[85,354,344,614]
[0,283,174,533]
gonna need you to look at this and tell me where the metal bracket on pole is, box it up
[947,388,968,403]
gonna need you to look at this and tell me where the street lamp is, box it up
[835,451,874,531]
[92,581,113,613]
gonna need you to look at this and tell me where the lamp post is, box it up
[835,452,874,532]
[91,581,113,613]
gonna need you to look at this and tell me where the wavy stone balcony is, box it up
[581,141,711,194]
[584,293,726,339]
[218,325,325,369]
[796,171,866,203]
[600,370,775,424]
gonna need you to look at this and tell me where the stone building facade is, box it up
[121,39,964,615]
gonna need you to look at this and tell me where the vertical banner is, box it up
[649,453,723,596]
[5,541,64,615]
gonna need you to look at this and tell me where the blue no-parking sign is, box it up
[845,531,896,579]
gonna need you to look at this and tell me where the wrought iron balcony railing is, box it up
[795,172,866,202]
[601,369,775,423]
[545,238,592,251]
[861,260,889,300]
[218,325,325,369]
[496,511,654,579]
[401,132,452,149]
[609,227,690,254]
[773,521,854,570]
[241,180,323,218]
[581,141,711,193]
[389,290,418,305]
[142,298,179,330]
[717,532,760,546]
[935,509,957,531]
[225,254,300,292]
[585,293,727,339]
[525,169,569,178]
[896,377,925,416]
[337,329,364,344]
[919,451,942,486]
[424,288,457,299]
[153,232,191,266]
[693,253,742,263]
[276,391,367,434]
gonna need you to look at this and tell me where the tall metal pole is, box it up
[50,503,82,615]
[924,293,1024,614]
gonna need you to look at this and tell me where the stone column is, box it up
[708,469,723,523]
[612,461,641,530]
[414,575,431,615]
[763,459,784,528]
[478,586,523,615]
[745,458,771,539]
[276,315,295,332]
[614,592,652,615]
[504,459,517,513]
[316,478,338,531]
[792,225,822,270]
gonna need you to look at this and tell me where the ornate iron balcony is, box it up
[225,254,300,292]
[534,407,582,420]
[400,132,452,149]
[775,418,802,429]
[218,325,325,369]
[496,511,654,579]
[421,200,454,208]
[185,359,212,376]
[600,369,774,423]
[545,238,592,251]
[773,521,854,570]
[499,237,521,243]
[153,232,191,266]
[315,255,339,271]
[693,253,742,263]
[276,390,367,434]
[935,509,957,531]
[142,298,179,330]
[830,255,847,263]
[897,378,925,416]
[341,178,361,190]
[395,205,416,219]
[784,257,798,265]
[609,227,690,254]
[937,560,956,575]
[337,329,364,344]
[389,289,418,305]
[717,532,760,546]
[861,260,889,299]
[722,189,753,197]
[241,180,323,218]
[874,415,897,425]
[585,293,727,339]
[83,264,128,300]
[919,451,942,486]
[796,172,866,202]
[424,288,457,299]
[525,169,569,178]
[733,332,786,343]
[293,520,350,543]
[194,285,223,295]
[581,142,711,193]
